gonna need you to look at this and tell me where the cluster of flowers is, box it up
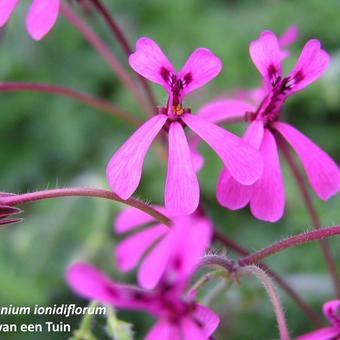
[1,2,340,339]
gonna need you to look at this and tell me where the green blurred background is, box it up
[0,0,340,339]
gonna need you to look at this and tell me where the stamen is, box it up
[172,104,184,116]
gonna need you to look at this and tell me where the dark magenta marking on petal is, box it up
[180,73,192,89]
[160,66,176,86]
[294,70,304,84]
[268,64,281,87]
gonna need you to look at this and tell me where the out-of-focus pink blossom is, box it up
[297,300,340,339]
[114,206,212,289]
[209,30,339,222]
[106,37,263,216]
[67,215,219,340]
[0,0,60,40]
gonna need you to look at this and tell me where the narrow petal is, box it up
[193,304,220,337]
[66,262,154,310]
[115,224,167,272]
[137,232,173,289]
[288,39,329,93]
[165,216,212,283]
[182,114,263,185]
[275,122,340,200]
[138,215,212,289]
[216,120,264,210]
[296,327,339,340]
[165,122,199,215]
[128,37,176,90]
[26,0,60,40]
[106,115,167,199]
[197,99,255,124]
[250,130,285,222]
[216,169,252,210]
[146,321,178,340]
[0,0,18,27]
[189,136,204,173]
[278,25,298,47]
[178,48,222,95]
[114,205,167,234]
[323,300,340,327]
[180,317,206,340]
[249,31,282,87]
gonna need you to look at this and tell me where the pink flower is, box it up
[106,37,263,216]
[0,0,60,40]
[114,206,212,289]
[67,216,219,340]
[211,31,339,222]
[297,300,340,339]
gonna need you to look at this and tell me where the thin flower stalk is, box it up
[213,230,321,325]
[60,3,150,115]
[279,138,340,298]
[0,188,171,227]
[0,82,141,126]
[88,0,157,112]
[239,265,290,340]
[239,226,340,266]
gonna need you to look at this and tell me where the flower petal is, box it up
[115,224,167,272]
[216,120,264,210]
[66,262,154,310]
[165,216,212,284]
[249,31,282,87]
[26,0,60,40]
[178,48,222,95]
[114,205,167,234]
[296,327,339,340]
[128,37,176,90]
[137,231,173,289]
[138,215,212,289]
[288,39,329,93]
[180,317,206,340]
[190,135,204,173]
[106,115,167,199]
[193,304,220,338]
[216,169,252,210]
[0,0,18,27]
[274,122,340,200]
[182,114,263,185]
[323,300,340,328]
[278,25,298,48]
[197,99,255,124]
[250,129,285,222]
[146,321,178,340]
[165,122,199,216]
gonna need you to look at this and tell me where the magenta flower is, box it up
[0,0,60,40]
[297,300,340,339]
[67,215,219,340]
[106,37,263,216]
[209,31,340,222]
[114,207,212,289]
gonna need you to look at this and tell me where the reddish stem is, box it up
[239,226,340,265]
[213,230,321,326]
[88,0,157,112]
[60,3,149,115]
[0,188,171,227]
[0,82,141,126]
[279,138,340,298]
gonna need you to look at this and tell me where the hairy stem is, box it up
[0,82,140,126]
[279,138,340,298]
[88,0,157,112]
[213,230,321,326]
[61,3,149,115]
[0,188,171,227]
[239,265,290,340]
[239,226,340,265]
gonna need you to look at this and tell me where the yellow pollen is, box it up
[173,104,184,116]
